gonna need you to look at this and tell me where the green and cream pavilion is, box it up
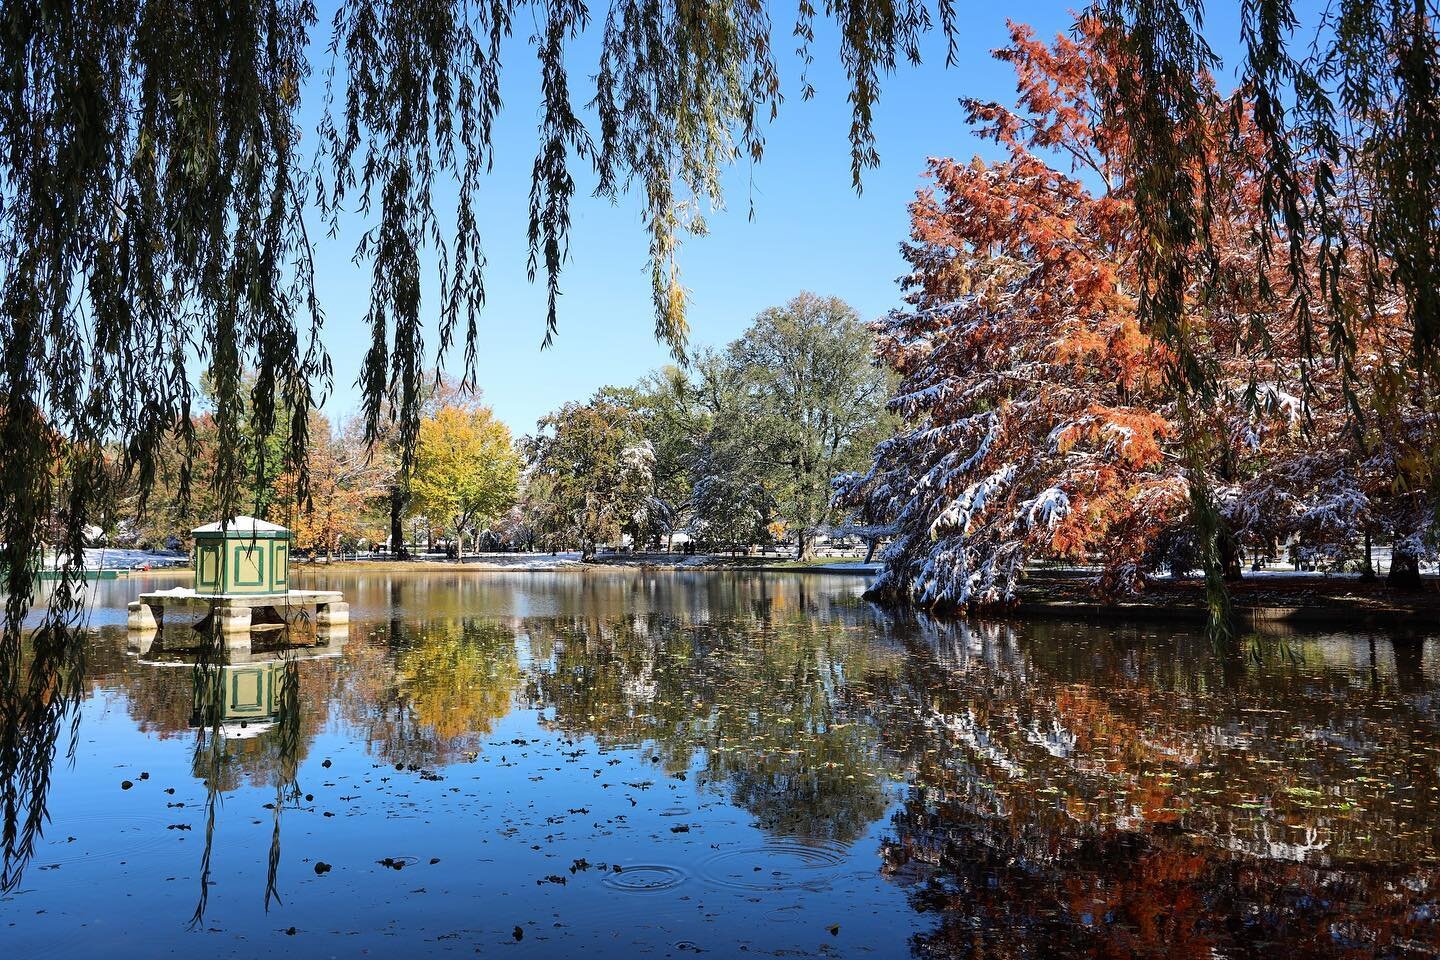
[127,516,348,644]
[192,515,292,595]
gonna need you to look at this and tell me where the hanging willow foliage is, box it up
[0,0,1436,884]
[1093,0,1440,635]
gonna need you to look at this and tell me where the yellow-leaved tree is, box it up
[410,404,521,560]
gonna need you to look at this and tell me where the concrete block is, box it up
[317,601,349,627]
[127,601,158,631]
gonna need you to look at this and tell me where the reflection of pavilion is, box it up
[127,614,348,661]
[120,623,344,922]
[193,659,286,739]
[126,630,345,740]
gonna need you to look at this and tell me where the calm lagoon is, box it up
[4,569,1438,957]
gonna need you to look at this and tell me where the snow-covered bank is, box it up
[282,552,882,575]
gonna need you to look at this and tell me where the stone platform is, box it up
[128,587,349,637]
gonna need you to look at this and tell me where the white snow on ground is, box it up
[79,548,187,569]
[450,552,585,569]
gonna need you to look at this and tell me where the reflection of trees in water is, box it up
[888,800,1439,959]
[870,614,1440,957]
[181,639,318,923]
[0,617,88,890]
[100,634,333,793]
[336,617,522,767]
[7,574,1440,954]
[81,625,341,921]
[522,610,906,843]
[327,568,875,632]
[3,622,160,888]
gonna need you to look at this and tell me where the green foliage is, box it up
[717,294,897,557]
[524,392,654,558]
[527,294,895,556]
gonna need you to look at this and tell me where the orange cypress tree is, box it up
[838,20,1430,608]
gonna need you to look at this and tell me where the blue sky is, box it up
[304,2,1254,436]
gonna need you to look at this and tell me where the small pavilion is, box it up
[193,515,291,594]
[127,516,348,647]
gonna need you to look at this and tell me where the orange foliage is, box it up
[838,19,1427,606]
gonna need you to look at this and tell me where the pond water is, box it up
[3,569,1439,957]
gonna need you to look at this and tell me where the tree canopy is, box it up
[410,403,522,556]
[836,20,1433,614]
[519,294,894,557]
[703,294,896,557]
[525,391,654,559]
[4,0,1436,627]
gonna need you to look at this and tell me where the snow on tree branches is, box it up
[838,21,1435,609]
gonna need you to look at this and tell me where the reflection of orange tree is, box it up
[337,618,520,766]
[871,617,1440,957]
[523,611,906,843]
[888,796,1440,960]
[879,617,1440,865]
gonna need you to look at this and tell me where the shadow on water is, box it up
[1,570,1438,956]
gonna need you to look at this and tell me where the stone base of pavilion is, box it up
[126,620,349,662]
[127,587,349,649]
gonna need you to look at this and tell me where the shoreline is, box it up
[114,557,1438,631]
[1005,571,1438,632]
[1006,597,1435,631]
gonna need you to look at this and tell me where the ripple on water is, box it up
[697,839,850,892]
[39,812,176,868]
[601,864,688,893]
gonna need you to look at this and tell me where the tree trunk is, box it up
[795,528,814,561]
[863,537,877,564]
[1394,636,1426,692]
[1218,528,1243,581]
[389,485,408,560]
[1360,529,1376,581]
[1388,547,1423,590]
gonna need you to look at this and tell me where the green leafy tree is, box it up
[711,294,897,558]
[628,367,713,548]
[525,392,653,560]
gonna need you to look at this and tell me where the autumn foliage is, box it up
[839,20,1435,608]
